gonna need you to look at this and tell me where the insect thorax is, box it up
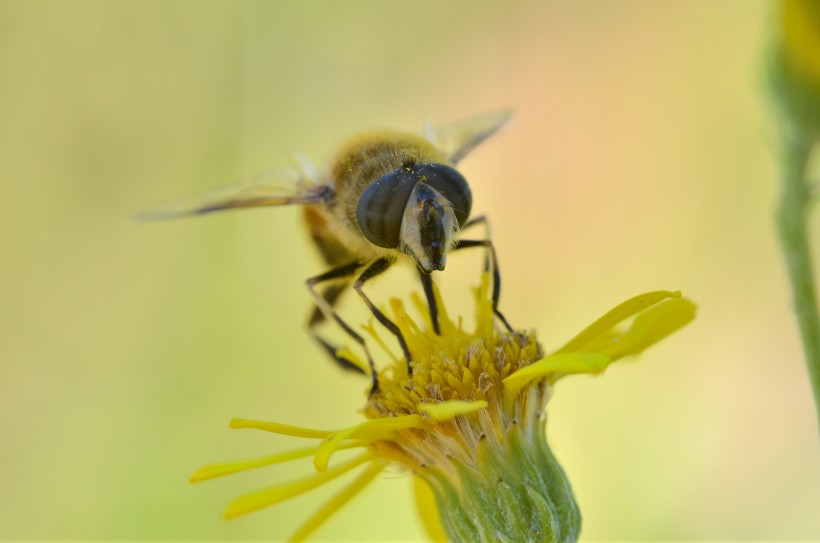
[330,131,449,232]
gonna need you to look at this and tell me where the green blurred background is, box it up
[2,0,818,540]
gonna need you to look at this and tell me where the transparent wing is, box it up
[135,167,331,220]
[423,110,512,165]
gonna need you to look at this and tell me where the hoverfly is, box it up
[139,111,514,393]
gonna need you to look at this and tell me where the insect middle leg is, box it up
[306,261,382,393]
[353,258,415,377]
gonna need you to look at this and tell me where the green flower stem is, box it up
[776,137,820,429]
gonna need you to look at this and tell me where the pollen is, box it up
[365,279,542,419]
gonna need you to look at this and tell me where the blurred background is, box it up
[1,0,818,540]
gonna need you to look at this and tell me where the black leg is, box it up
[307,281,362,373]
[308,282,349,327]
[415,215,491,336]
[460,215,491,271]
[452,238,515,333]
[306,261,381,393]
[417,268,440,335]
[353,258,415,377]
[461,214,490,233]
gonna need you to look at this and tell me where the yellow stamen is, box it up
[410,292,433,329]
[472,276,494,339]
[222,451,374,520]
[334,347,369,375]
[290,460,387,542]
[363,320,399,363]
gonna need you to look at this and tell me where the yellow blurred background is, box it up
[1,0,818,540]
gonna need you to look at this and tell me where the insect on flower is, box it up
[139,111,514,393]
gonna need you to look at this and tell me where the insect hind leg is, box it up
[307,281,366,373]
[308,281,349,327]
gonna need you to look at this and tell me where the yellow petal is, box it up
[191,447,316,483]
[290,460,387,542]
[313,426,360,473]
[190,441,369,483]
[313,415,424,472]
[222,451,373,520]
[348,413,424,437]
[418,400,488,421]
[229,418,330,439]
[556,290,681,354]
[502,353,610,405]
[594,298,697,361]
[413,477,448,543]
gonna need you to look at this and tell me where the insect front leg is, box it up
[417,216,496,336]
[353,258,415,377]
[306,261,381,394]
[452,237,516,333]
[417,269,440,335]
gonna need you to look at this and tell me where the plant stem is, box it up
[776,137,820,429]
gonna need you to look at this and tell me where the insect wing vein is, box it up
[136,167,330,220]
[425,110,512,165]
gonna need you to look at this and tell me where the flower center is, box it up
[365,330,541,418]
[363,278,542,420]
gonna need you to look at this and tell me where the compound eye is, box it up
[356,170,417,248]
[414,164,472,226]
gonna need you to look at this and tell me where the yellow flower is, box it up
[779,0,820,91]
[770,0,820,143]
[191,275,695,541]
